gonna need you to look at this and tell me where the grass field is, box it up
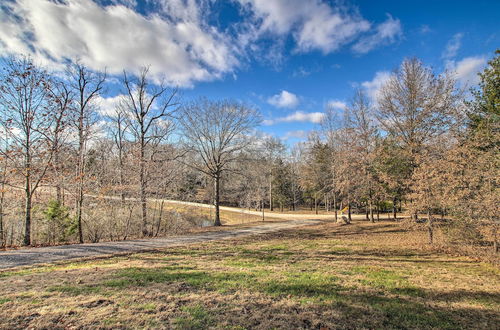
[0,220,498,329]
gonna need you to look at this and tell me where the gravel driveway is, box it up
[0,219,323,270]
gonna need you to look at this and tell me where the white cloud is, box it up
[352,15,402,54]
[96,95,125,117]
[238,0,400,54]
[263,111,325,125]
[326,100,347,110]
[447,56,487,86]
[442,33,463,59]
[0,0,238,87]
[267,90,299,108]
[361,71,392,103]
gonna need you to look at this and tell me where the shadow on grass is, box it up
[39,260,500,329]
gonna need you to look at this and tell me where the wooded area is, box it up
[0,51,498,253]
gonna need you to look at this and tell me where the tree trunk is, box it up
[54,148,62,204]
[214,175,221,226]
[347,200,352,223]
[56,186,62,204]
[314,195,318,215]
[393,197,397,220]
[0,201,3,247]
[269,176,273,211]
[24,188,32,246]
[140,136,148,236]
[23,148,32,246]
[119,146,125,203]
[123,205,133,240]
[376,204,380,221]
[76,186,84,243]
[155,200,165,237]
[333,193,338,222]
[0,167,6,247]
[369,199,374,223]
[76,117,85,244]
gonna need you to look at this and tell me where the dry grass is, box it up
[0,220,499,329]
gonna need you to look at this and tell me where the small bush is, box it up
[42,200,76,243]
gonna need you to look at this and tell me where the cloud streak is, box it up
[442,33,463,59]
[263,111,325,125]
[236,0,402,54]
[352,15,402,54]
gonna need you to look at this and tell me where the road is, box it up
[0,195,363,270]
[0,218,325,270]
[159,198,340,220]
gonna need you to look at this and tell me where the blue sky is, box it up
[1,0,498,143]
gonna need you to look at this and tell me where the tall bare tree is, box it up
[108,106,130,202]
[0,56,55,245]
[68,63,106,243]
[46,81,73,203]
[0,129,10,247]
[321,107,343,221]
[377,58,459,157]
[262,136,286,211]
[180,99,260,226]
[345,89,379,222]
[122,67,178,236]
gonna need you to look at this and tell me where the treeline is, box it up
[0,51,498,250]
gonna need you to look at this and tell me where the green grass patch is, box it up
[138,303,157,311]
[365,295,459,329]
[174,305,214,329]
[354,266,424,297]
[0,298,11,305]
[263,272,342,301]
[104,267,212,288]
[224,258,258,268]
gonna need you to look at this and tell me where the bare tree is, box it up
[0,56,55,245]
[122,67,178,236]
[180,99,260,226]
[262,136,286,211]
[321,107,343,221]
[345,89,379,222]
[46,81,73,203]
[108,106,130,202]
[377,58,459,157]
[300,135,331,215]
[68,63,106,243]
[0,129,10,247]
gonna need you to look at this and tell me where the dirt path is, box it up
[160,199,344,219]
[0,219,324,270]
